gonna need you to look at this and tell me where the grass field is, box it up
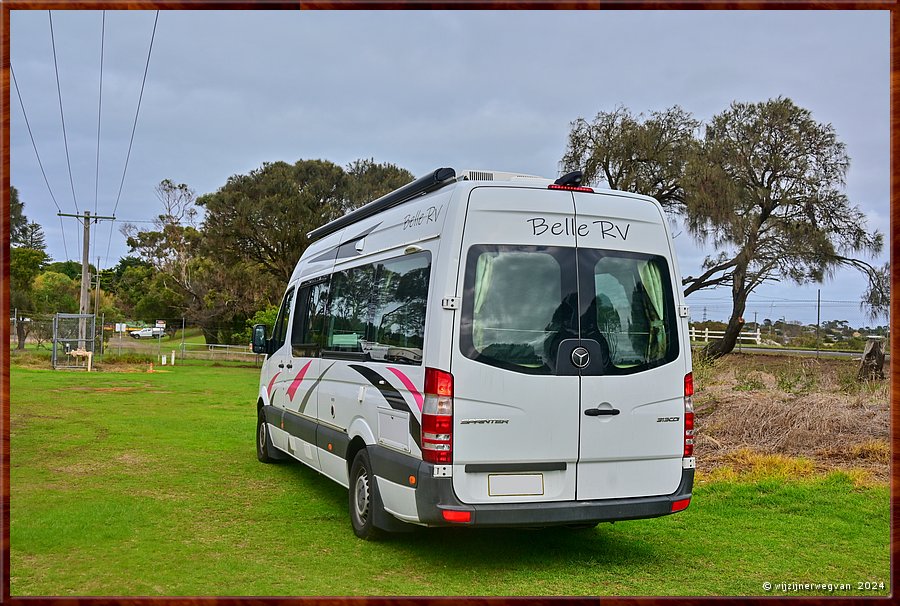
[9,359,891,596]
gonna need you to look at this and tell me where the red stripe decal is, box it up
[387,367,424,411]
[266,371,281,399]
[286,360,313,401]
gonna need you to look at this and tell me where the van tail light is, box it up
[684,372,694,457]
[422,368,453,464]
[548,184,595,193]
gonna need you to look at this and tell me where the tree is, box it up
[344,158,414,211]
[44,260,86,281]
[861,262,889,322]
[10,247,48,348]
[125,179,276,344]
[561,98,884,359]
[560,105,699,210]
[198,159,348,282]
[198,158,414,282]
[10,185,28,245]
[19,222,46,251]
[682,97,883,358]
[32,272,80,315]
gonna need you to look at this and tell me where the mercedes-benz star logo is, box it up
[571,346,590,369]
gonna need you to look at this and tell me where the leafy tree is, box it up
[682,98,883,357]
[198,158,414,282]
[10,247,48,348]
[344,158,414,212]
[125,179,276,344]
[562,98,884,359]
[243,305,279,343]
[130,272,182,324]
[10,186,28,245]
[19,222,47,251]
[198,159,347,282]
[560,105,699,210]
[861,262,889,322]
[44,260,87,281]
[32,271,80,315]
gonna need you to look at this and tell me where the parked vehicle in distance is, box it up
[130,327,164,339]
[252,167,695,539]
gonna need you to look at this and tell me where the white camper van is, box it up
[251,168,695,539]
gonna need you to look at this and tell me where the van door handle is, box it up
[278,363,285,369]
[286,363,293,369]
[585,408,620,416]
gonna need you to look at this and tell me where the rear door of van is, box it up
[452,186,581,504]
[451,186,685,506]
[573,191,685,500]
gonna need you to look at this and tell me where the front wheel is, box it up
[349,449,384,540]
[256,410,279,463]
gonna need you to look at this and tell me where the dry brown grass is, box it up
[693,353,891,482]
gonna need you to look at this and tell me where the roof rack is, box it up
[306,167,457,242]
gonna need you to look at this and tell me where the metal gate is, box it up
[52,313,96,370]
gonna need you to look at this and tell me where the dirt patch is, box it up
[51,386,138,393]
[48,450,155,482]
[694,353,890,482]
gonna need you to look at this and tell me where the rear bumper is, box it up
[414,461,694,527]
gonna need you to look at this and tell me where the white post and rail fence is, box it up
[689,325,762,344]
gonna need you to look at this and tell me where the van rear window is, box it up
[460,245,677,375]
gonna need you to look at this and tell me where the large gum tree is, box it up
[562,98,884,359]
[682,97,883,358]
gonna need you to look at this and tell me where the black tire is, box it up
[256,409,279,463]
[349,449,384,540]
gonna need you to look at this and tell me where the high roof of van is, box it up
[307,167,660,244]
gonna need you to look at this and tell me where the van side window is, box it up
[271,287,295,352]
[291,280,330,357]
[325,265,376,352]
[369,252,431,365]
[307,280,330,350]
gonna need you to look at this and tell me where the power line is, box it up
[106,10,159,268]
[49,10,81,223]
[10,62,70,261]
[111,10,159,218]
[94,10,105,218]
[92,11,106,273]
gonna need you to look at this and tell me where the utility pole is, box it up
[58,211,115,349]
[94,257,102,320]
[816,289,821,359]
[95,258,103,356]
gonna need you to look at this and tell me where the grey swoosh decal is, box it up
[298,362,335,415]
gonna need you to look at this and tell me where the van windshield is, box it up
[460,245,678,375]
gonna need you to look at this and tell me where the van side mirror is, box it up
[251,324,268,354]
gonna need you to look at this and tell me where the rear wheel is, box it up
[349,449,384,540]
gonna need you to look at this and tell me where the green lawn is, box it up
[10,364,890,596]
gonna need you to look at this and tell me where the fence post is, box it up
[704,327,709,342]
[755,328,761,344]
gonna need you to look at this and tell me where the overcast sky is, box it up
[10,10,890,327]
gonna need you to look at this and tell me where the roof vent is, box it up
[459,169,546,182]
